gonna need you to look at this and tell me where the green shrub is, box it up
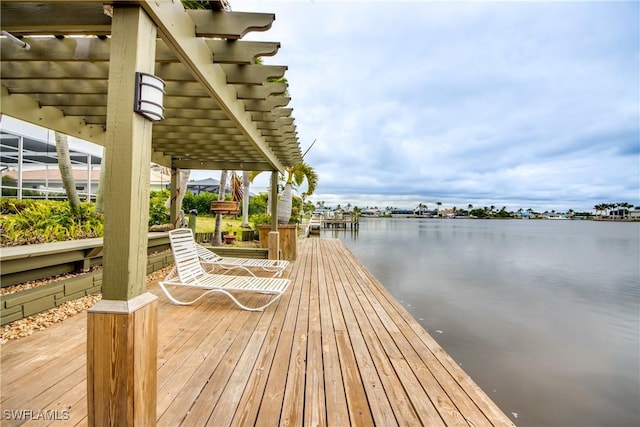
[182,192,218,216]
[0,200,103,246]
[250,213,271,229]
[149,190,170,226]
[249,193,268,216]
[1,190,227,245]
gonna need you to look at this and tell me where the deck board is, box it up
[0,238,515,426]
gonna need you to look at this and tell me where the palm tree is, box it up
[241,171,251,227]
[212,169,228,245]
[617,202,632,219]
[436,201,442,217]
[277,162,318,224]
[182,1,213,10]
[163,169,191,226]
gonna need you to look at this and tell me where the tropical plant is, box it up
[0,197,38,214]
[230,171,243,202]
[250,213,271,228]
[0,199,103,246]
[149,190,171,226]
[181,1,211,10]
[276,162,318,224]
[416,203,428,214]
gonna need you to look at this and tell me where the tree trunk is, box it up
[95,148,106,213]
[213,170,227,245]
[164,169,191,226]
[278,182,292,224]
[54,132,81,211]
[241,171,250,227]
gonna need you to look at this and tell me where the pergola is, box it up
[1,1,302,424]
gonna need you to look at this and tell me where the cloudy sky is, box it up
[219,0,639,213]
[3,1,636,213]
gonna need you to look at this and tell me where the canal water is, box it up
[328,218,639,427]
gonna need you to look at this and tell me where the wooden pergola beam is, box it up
[187,10,275,39]
[1,3,276,40]
[172,159,277,171]
[1,37,281,65]
[0,87,106,145]
[206,40,280,64]
[141,0,285,172]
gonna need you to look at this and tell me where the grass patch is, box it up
[196,216,246,235]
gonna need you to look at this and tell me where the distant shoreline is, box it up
[362,215,639,222]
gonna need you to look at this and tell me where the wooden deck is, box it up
[1,238,514,426]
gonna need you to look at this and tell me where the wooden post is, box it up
[87,295,157,426]
[87,6,158,426]
[268,171,279,260]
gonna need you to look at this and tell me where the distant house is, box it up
[361,208,381,216]
[1,128,170,199]
[412,208,437,217]
[609,208,633,220]
[187,178,222,195]
[390,209,415,217]
[438,208,456,218]
[2,167,170,199]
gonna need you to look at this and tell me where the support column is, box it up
[87,295,157,426]
[87,6,158,426]
[268,170,279,260]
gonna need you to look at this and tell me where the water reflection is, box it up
[332,218,640,427]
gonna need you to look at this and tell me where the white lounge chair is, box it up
[194,242,288,278]
[159,229,291,311]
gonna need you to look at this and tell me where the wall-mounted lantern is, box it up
[134,72,165,121]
